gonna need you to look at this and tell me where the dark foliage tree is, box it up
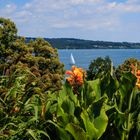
[87,56,113,80]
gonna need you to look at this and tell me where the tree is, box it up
[27,38,65,92]
[0,17,65,92]
[87,56,113,80]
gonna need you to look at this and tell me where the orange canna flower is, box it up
[66,65,86,88]
[131,64,140,88]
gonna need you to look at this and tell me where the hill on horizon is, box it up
[26,37,140,49]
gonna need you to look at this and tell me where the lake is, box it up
[58,49,140,70]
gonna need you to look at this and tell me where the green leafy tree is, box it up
[0,17,17,47]
[87,56,113,80]
[22,38,65,92]
[0,17,64,92]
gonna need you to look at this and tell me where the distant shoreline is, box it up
[26,37,140,49]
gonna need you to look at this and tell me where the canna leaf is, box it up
[94,108,108,139]
[61,96,75,115]
[47,120,71,140]
[65,123,87,140]
[81,109,98,139]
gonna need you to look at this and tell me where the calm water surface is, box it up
[58,49,140,70]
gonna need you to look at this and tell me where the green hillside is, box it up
[26,37,140,49]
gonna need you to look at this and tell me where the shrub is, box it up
[115,58,140,80]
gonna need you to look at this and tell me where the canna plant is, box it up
[52,64,132,140]
[47,66,109,140]
[101,64,140,140]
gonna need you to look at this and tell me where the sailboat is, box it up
[70,53,75,65]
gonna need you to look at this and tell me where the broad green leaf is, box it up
[88,96,107,118]
[100,73,119,100]
[61,82,73,97]
[94,108,108,139]
[83,80,100,107]
[61,97,75,115]
[81,109,98,140]
[92,79,101,100]
[119,72,136,99]
[65,123,87,140]
[47,120,71,140]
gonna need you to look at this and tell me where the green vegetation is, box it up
[0,17,64,92]
[0,18,140,140]
[26,38,140,49]
[87,56,113,80]
[116,58,140,79]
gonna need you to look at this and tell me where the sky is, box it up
[0,0,140,42]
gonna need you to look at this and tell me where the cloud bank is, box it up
[0,0,140,42]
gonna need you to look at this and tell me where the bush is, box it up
[115,58,140,80]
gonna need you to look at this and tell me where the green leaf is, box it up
[61,97,75,115]
[27,129,38,140]
[47,120,71,140]
[88,96,107,118]
[100,74,119,99]
[37,130,51,140]
[92,79,101,100]
[65,123,87,140]
[34,105,39,122]
[81,110,98,140]
[84,80,100,107]
[94,108,108,139]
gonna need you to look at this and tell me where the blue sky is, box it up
[0,0,140,42]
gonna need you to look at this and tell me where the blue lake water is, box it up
[58,49,140,70]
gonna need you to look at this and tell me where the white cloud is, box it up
[0,4,17,16]
[0,0,140,41]
[96,0,140,14]
[69,0,102,5]
[0,0,122,32]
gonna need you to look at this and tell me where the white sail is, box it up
[70,53,75,65]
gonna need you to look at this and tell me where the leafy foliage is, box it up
[0,17,65,93]
[115,58,140,80]
[87,56,113,80]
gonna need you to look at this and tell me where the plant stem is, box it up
[123,89,134,140]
